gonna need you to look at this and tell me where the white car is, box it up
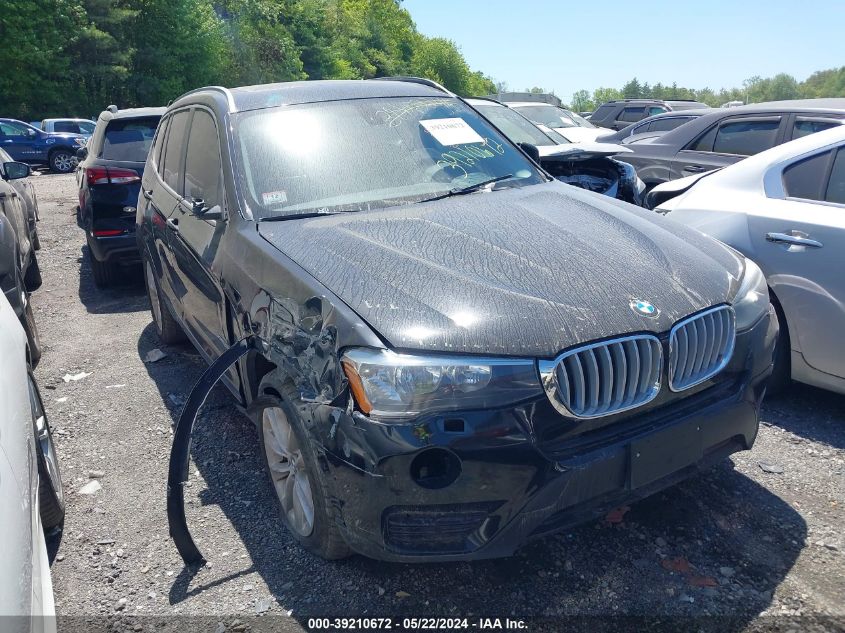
[505,102,609,143]
[652,124,845,394]
[0,293,63,630]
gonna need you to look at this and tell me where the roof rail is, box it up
[170,86,237,113]
[374,76,454,96]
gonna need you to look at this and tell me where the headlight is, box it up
[732,258,769,330]
[341,349,542,421]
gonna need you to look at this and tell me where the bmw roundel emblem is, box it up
[630,299,659,318]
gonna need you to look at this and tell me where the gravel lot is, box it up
[29,172,845,631]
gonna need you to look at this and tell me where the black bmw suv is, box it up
[139,78,777,561]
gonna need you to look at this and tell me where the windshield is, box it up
[513,104,578,129]
[475,104,564,147]
[235,97,545,219]
[564,110,596,128]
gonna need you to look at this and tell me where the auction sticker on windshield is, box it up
[420,118,484,146]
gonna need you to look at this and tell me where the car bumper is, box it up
[306,306,777,562]
[87,232,140,264]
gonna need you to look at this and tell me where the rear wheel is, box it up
[49,149,76,174]
[29,373,65,530]
[144,259,185,344]
[90,251,117,287]
[24,252,42,290]
[257,374,350,560]
[31,227,41,250]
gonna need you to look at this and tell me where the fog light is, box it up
[410,448,461,489]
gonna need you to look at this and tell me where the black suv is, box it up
[139,78,776,562]
[76,106,165,286]
[590,99,711,130]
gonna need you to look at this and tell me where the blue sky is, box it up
[403,0,844,100]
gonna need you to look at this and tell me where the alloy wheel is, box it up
[30,376,63,505]
[262,406,315,537]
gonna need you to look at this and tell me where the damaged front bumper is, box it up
[308,307,777,562]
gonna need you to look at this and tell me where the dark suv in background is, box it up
[590,99,711,130]
[76,106,164,286]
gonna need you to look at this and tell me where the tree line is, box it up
[568,68,845,112]
[0,0,497,120]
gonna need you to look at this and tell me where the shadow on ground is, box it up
[136,325,806,625]
[77,246,147,314]
[762,383,845,449]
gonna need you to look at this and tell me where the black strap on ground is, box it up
[167,336,255,566]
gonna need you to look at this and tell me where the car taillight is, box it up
[108,168,141,185]
[85,166,140,185]
[86,167,110,185]
[93,229,125,237]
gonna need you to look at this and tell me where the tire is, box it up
[90,253,117,288]
[767,299,791,396]
[144,259,185,344]
[22,297,42,368]
[29,373,65,530]
[31,227,41,251]
[24,251,42,291]
[49,149,76,174]
[257,373,351,560]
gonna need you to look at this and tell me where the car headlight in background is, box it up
[732,258,769,330]
[74,137,87,147]
[341,349,542,420]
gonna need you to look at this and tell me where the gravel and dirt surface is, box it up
[29,172,845,631]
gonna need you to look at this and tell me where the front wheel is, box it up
[49,150,76,174]
[90,253,117,287]
[257,374,350,560]
[24,251,42,291]
[767,300,791,395]
[29,373,65,530]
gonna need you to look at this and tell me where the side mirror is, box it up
[3,161,31,180]
[26,128,38,138]
[517,142,541,164]
[76,146,88,160]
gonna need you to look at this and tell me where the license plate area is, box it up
[629,421,703,489]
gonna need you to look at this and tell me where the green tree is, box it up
[570,89,593,112]
[592,87,622,106]
[621,77,643,98]
[411,37,483,95]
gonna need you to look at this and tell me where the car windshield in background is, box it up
[517,104,579,129]
[563,110,597,128]
[475,104,565,147]
[235,97,545,219]
[101,117,159,161]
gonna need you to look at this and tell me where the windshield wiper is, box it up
[418,174,514,204]
[258,211,341,222]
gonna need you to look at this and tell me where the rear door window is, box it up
[618,107,646,123]
[651,116,692,132]
[792,118,842,140]
[161,111,191,195]
[183,110,223,209]
[150,116,169,174]
[101,117,160,162]
[825,148,845,204]
[591,104,616,121]
[782,151,832,200]
[54,121,81,133]
[648,106,668,116]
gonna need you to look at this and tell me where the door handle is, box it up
[166,217,179,232]
[683,165,708,173]
[142,189,153,200]
[766,232,823,248]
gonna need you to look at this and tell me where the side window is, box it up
[55,121,80,133]
[712,118,781,156]
[825,148,845,204]
[792,119,842,140]
[183,110,222,209]
[150,116,169,174]
[161,110,191,195]
[651,116,691,132]
[648,106,668,116]
[618,107,646,123]
[782,151,832,201]
[0,121,30,137]
[632,121,651,134]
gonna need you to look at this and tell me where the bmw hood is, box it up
[258,182,744,357]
